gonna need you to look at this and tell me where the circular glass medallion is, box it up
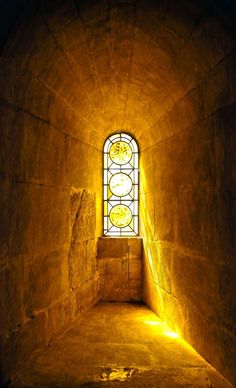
[109,173,132,197]
[109,141,132,165]
[110,204,132,228]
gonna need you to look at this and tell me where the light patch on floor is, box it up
[10,302,233,387]
[100,367,135,381]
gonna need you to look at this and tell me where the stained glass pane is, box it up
[103,132,139,236]
[109,141,132,165]
[110,204,132,227]
[109,173,132,197]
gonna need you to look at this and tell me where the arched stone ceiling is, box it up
[0,0,235,150]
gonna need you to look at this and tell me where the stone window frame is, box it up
[103,132,139,236]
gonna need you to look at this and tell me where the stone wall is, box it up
[0,0,236,386]
[141,50,236,386]
[97,237,143,302]
[0,4,102,383]
[0,111,101,385]
[0,113,101,386]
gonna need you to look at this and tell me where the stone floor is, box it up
[10,302,233,387]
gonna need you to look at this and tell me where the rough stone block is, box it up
[78,0,109,24]
[0,64,54,122]
[140,193,155,238]
[154,190,175,243]
[98,237,143,302]
[140,150,154,193]
[24,248,69,316]
[43,1,79,33]
[143,280,186,337]
[207,188,235,264]
[69,240,87,289]
[203,64,229,116]
[0,181,12,258]
[9,184,70,257]
[0,257,24,335]
[218,265,236,328]
[176,39,210,91]
[163,0,204,39]
[108,238,129,258]
[74,274,100,314]
[193,14,235,68]
[65,138,100,189]
[97,237,109,259]
[46,296,75,344]
[86,239,97,279]
[175,187,207,255]
[156,243,172,294]
[0,310,47,385]
[183,126,215,187]
[142,240,159,284]
[129,237,143,259]
[0,103,13,181]
[38,48,86,109]
[70,190,96,241]
[151,139,185,193]
[11,112,66,185]
[172,253,220,318]
[186,307,236,386]
[129,259,142,280]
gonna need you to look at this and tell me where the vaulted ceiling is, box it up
[0,0,235,151]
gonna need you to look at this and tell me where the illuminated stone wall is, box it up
[141,36,236,388]
[0,0,236,386]
[97,237,142,301]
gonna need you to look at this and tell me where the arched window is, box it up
[103,132,139,236]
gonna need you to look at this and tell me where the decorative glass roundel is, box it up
[109,141,132,165]
[109,204,132,228]
[109,173,132,197]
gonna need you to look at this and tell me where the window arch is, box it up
[103,132,139,236]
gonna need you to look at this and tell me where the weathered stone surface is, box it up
[9,184,70,257]
[10,303,232,388]
[1,0,236,386]
[0,64,54,122]
[129,238,143,259]
[42,1,79,33]
[0,256,24,335]
[10,112,66,185]
[154,190,175,243]
[46,296,75,344]
[98,238,143,302]
[192,14,235,68]
[163,0,204,39]
[0,102,14,181]
[171,253,221,319]
[65,137,101,189]
[143,280,186,338]
[69,190,96,241]
[68,189,99,325]
[24,248,69,316]
[0,310,48,384]
[74,274,100,315]
[0,181,12,257]
[186,307,236,386]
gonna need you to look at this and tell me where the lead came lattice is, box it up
[103,132,139,236]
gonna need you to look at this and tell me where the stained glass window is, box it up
[103,132,139,236]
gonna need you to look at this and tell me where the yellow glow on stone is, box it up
[143,318,180,339]
[143,320,161,326]
[109,141,132,165]
[163,330,180,339]
[110,204,132,228]
[109,173,132,197]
